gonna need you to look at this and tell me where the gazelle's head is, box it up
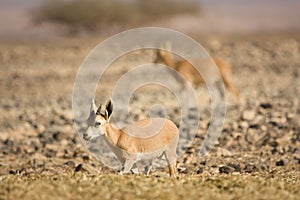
[83,99,113,141]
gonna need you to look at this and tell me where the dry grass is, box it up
[1,173,299,200]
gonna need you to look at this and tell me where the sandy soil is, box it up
[0,33,299,199]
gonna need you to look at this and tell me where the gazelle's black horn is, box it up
[96,104,102,115]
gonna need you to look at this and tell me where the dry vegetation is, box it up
[1,173,299,200]
[32,0,200,33]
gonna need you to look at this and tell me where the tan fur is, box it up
[83,99,179,177]
[105,119,178,153]
[155,50,240,97]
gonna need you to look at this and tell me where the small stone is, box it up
[270,112,282,118]
[244,164,257,173]
[33,159,45,167]
[294,157,300,164]
[219,166,232,174]
[36,124,46,134]
[75,164,83,172]
[65,160,76,168]
[232,131,242,139]
[253,115,265,124]
[240,121,249,129]
[24,146,36,154]
[242,110,256,121]
[286,113,295,120]
[260,103,272,109]
[200,161,206,166]
[249,123,260,129]
[276,136,291,148]
[60,139,69,146]
[61,110,74,121]
[82,155,89,161]
[269,117,287,126]
[260,163,269,171]
[217,148,232,157]
[271,148,277,155]
[228,163,241,172]
[178,167,189,174]
[22,125,39,137]
[196,168,204,174]
[275,159,285,166]
[45,143,57,151]
[269,141,278,147]
[232,121,239,130]
[260,125,267,131]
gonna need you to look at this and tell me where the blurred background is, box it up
[1,0,300,38]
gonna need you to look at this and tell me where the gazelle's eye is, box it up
[95,122,101,126]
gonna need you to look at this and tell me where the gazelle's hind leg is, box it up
[164,135,179,177]
[120,158,136,175]
[145,160,153,176]
[130,163,140,174]
[135,160,153,175]
[223,76,240,98]
[218,61,240,98]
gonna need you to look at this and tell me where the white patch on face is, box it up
[95,118,107,135]
[83,126,99,140]
[84,118,107,140]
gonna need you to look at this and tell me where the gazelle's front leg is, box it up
[169,162,177,178]
[119,159,136,175]
[164,138,178,178]
[145,159,154,176]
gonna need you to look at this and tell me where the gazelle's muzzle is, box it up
[83,127,93,141]
[83,132,91,141]
[83,125,101,141]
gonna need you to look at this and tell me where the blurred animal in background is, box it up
[154,49,240,97]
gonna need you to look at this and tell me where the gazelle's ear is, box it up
[90,99,97,114]
[105,99,113,120]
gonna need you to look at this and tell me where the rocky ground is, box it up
[0,33,299,199]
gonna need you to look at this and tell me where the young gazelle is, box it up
[83,99,179,177]
[154,50,240,97]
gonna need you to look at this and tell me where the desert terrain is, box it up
[0,32,299,199]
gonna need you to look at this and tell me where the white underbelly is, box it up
[127,148,166,161]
